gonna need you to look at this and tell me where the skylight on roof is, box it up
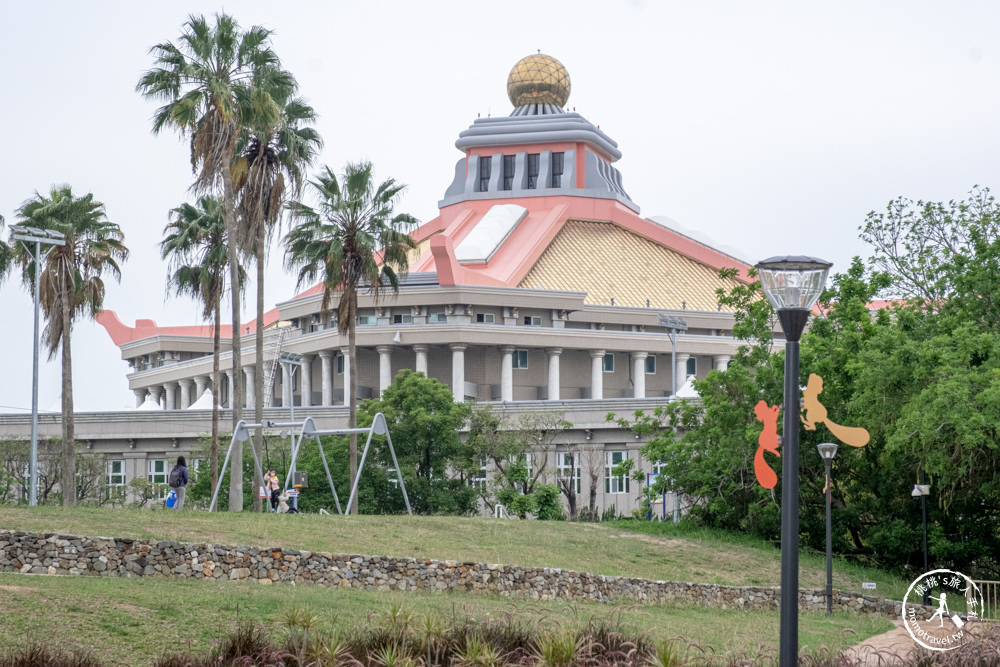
[455,204,528,265]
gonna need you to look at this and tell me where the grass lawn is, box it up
[0,572,895,666]
[0,506,911,601]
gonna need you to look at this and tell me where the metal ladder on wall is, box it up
[261,325,290,407]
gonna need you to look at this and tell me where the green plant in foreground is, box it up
[532,631,587,667]
[646,640,682,667]
[453,633,506,667]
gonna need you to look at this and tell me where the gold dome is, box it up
[507,54,571,108]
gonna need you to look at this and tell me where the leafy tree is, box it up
[235,78,321,511]
[138,13,292,510]
[0,214,12,284]
[358,370,477,515]
[284,161,417,513]
[160,196,240,491]
[12,186,127,506]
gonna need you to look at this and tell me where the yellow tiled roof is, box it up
[518,220,741,310]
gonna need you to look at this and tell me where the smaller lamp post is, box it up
[755,255,832,667]
[817,442,838,615]
[912,480,931,605]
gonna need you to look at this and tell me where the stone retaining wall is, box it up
[0,530,925,618]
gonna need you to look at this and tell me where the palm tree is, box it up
[0,215,13,283]
[138,13,292,510]
[284,162,417,513]
[234,84,322,511]
[160,196,237,493]
[13,186,128,506]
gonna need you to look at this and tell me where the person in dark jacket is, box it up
[171,456,189,510]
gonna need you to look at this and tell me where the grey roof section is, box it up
[509,104,566,116]
[455,112,622,161]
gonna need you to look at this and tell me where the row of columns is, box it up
[136,347,733,409]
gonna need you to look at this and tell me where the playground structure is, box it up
[209,412,411,515]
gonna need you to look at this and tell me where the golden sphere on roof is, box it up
[507,53,571,108]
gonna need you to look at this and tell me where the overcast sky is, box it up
[2,1,999,413]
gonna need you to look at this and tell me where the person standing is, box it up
[263,470,280,511]
[169,456,189,510]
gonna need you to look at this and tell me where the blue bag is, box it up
[165,489,177,508]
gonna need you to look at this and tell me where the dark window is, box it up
[513,350,528,369]
[476,313,495,323]
[527,153,539,189]
[686,357,697,376]
[502,155,515,191]
[478,155,492,192]
[551,152,564,188]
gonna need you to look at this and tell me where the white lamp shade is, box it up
[817,442,838,461]
[755,256,832,311]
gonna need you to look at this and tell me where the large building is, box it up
[9,55,757,515]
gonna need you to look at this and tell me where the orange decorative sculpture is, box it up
[753,400,781,489]
[800,374,870,448]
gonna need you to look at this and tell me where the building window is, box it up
[502,154,515,191]
[645,355,656,374]
[337,355,344,374]
[605,451,630,494]
[603,353,615,373]
[478,155,492,192]
[468,457,487,489]
[526,153,539,189]
[428,312,447,323]
[513,349,528,369]
[476,313,495,323]
[686,357,697,377]
[557,452,580,493]
[393,314,412,324]
[106,460,125,487]
[551,152,564,188]
[147,459,167,484]
[523,316,542,326]
[357,315,376,325]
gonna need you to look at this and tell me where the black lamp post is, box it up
[755,255,832,667]
[817,442,838,616]
[912,479,931,605]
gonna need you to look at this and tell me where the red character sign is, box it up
[753,400,781,489]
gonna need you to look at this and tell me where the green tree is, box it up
[358,370,476,515]
[235,80,322,511]
[284,161,417,513]
[13,186,128,506]
[0,214,13,284]
[160,196,239,492]
[138,12,292,510]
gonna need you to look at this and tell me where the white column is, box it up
[225,369,234,408]
[281,363,292,407]
[499,346,515,402]
[546,348,562,401]
[413,344,429,376]
[319,351,333,406]
[632,352,648,399]
[301,355,313,407]
[164,382,178,410]
[134,388,146,408]
[194,375,208,400]
[450,343,467,402]
[179,379,193,409]
[675,353,691,391]
[377,345,394,396]
[243,366,255,410]
[590,349,606,400]
[149,385,163,409]
[340,347,351,406]
[713,354,731,371]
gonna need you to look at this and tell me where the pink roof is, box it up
[97,308,280,347]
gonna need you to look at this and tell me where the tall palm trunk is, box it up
[222,160,244,511]
[60,269,75,506]
[211,296,221,492]
[348,294,358,515]
[253,240,265,513]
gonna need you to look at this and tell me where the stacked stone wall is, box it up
[0,530,927,618]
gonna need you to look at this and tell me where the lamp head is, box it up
[754,256,832,311]
[817,442,838,461]
[912,484,931,497]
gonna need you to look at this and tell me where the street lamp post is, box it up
[912,479,931,605]
[658,314,688,525]
[9,224,66,507]
[755,255,832,667]
[817,442,838,616]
